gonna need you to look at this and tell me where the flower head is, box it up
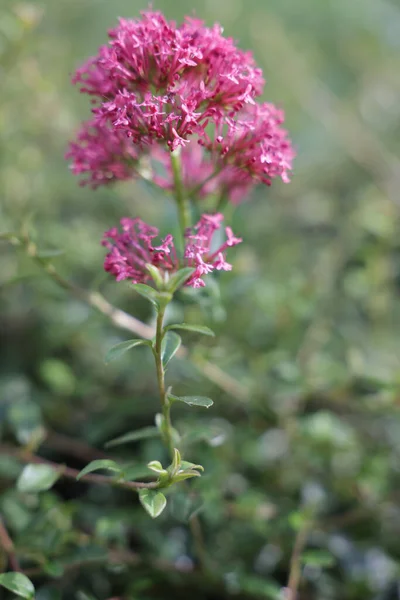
[68,9,294,200]
[102,213,241,288]
[72,11,264,153]
[200,102,295,186]
[74,11,263,111]
[184,213,242,287]
[65,119,138,188]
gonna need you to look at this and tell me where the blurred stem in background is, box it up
[286,516,313,600]
[0,519,20,572]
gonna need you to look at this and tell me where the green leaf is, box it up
[105,339,151,363]
[165,323,215,337]
[76,459,122,480]
[139,489,167,518]
[105,426,160,448]
[171,458,204,483]
[171,471,202,483]
[17,464,60,493]
[166,267,194,293]
[146,264,164,289]
[180,461,204,471]
[170,448,181,476]
[147,460,167,475]
[133,283,171,309]
[161,331,181,368]
[0,572,35,598]
[168,394,213,409]
[122,464,155,481]
[301,550,336,567]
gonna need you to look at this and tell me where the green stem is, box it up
[171,150,191,244]
[215,190,229,213]
[154,305,174,458]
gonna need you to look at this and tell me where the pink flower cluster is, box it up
[102,214,242,288]
[65,119,137,187]
[67,9,294,201]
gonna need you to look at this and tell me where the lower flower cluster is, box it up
[102,213,242,288]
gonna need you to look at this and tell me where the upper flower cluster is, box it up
[102,213,241,288]
[74,12,263,123]
[68,9,294,201]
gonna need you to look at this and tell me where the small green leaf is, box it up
[165,323,215,337]
[17,464,60,493]
[168,394,213,409]
[76,459,122,480]
[172,470,202,483]
[170,448,181,476]
[180,461,204,471]
[123,464,155,481]
[133,283,171,308]
[301,550,336,567]
[105,339,151,363]
[146,264,164,289]
[105,426,159,448]
[139,489,167,518]
[166,267,194,293]
[147,460,166,474]
[0,572,35,598]
[171,459,204,483]
[161,331,181,368]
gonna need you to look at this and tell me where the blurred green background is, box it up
[1,0,400,598]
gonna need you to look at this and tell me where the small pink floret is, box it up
[103,213,241,288]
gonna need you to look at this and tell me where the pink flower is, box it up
[71,11,264,154]
[73,11,263,112]
[102,214,241,288]
[200,102,295,187]
[65,119,138,188]
[68,9,294,199]
[184,213,242,288]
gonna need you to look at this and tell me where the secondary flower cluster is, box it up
[67,9,294,201]
[102,213,242,288]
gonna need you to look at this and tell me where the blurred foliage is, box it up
[1,0,400,599]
